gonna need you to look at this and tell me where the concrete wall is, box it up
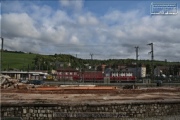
[1,101,180,120]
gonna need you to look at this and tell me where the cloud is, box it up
[2,13,40,39]
[59,0,84,11]
[103,10,141,25]
[1,1,180,61]
[70,35,80,44]
[77,13,99,26]
[4,37,41,54]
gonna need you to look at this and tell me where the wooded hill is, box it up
[2,50,180,75]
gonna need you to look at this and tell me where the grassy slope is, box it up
[2,52,37,70]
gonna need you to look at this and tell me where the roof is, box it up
[2,71,47,75]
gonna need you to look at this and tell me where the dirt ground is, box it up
[1,86,180,104]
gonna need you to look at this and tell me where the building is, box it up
[118,65,127,71]
[2,71,48,80]
[140,65,146,78]
[178,68,180,76]
[127,65,146,78]
[101,64,106,73]
[104,68,112,77]
[154,66,169,77]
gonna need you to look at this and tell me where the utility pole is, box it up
[165,59,167,77]
[90,53,94,71]
[0,37,4,75]
[147,43,154,82]
[90,53,93,60]
[165,59,169,84]
[135,46,139,80]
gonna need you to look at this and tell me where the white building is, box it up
[141,66,146,78]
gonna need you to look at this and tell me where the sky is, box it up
[1,0,180,62]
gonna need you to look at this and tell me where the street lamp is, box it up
[0,37,4,75]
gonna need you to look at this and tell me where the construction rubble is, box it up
[0,75,34,89]
[0,75,18,89]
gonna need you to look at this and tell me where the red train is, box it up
[56,69,136,83]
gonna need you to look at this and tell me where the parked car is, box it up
[27,80,44,85]
[19,79,29,84]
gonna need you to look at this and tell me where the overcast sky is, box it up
[1,0,180,61]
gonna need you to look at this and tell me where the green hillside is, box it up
[2,51,37,70]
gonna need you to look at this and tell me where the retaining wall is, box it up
[1,101,180,120]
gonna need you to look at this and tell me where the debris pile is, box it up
[0,75,20,89]
[0,75,38,89]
